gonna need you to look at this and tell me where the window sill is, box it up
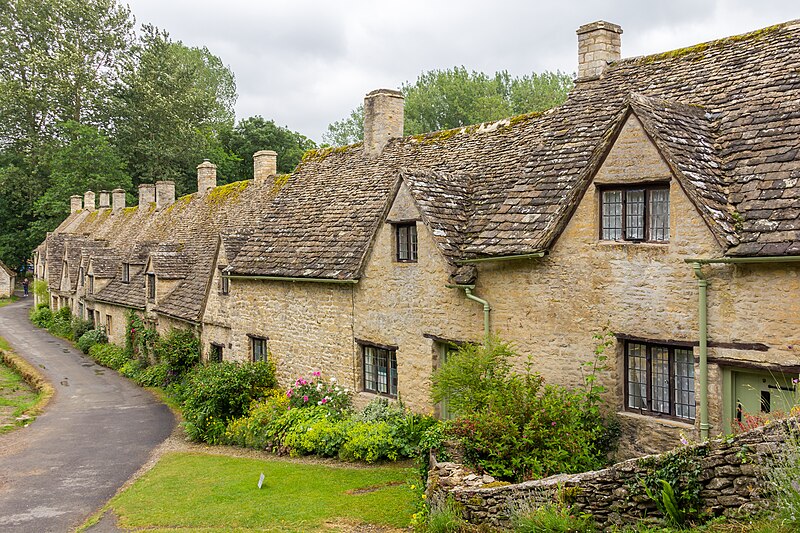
[617,410,695,429]
[596,240,669,247]
[358,390,398,401]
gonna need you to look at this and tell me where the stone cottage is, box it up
[34,19,800,457]
[0,261,15,298]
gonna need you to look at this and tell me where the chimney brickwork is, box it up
[138,183,155,211]
[112,189,126,211]
[363,89,404,158]
[577,21,622,81]
[155,181,175,210]
[197,159,217,194]
[98,190,111,209]
[70,195,82,213]
[83,191,96,212]
[253,150,278,184]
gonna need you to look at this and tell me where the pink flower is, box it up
[286,389,293,398]
[551,422,556,426]
[321,398,328,404]
[312,371,321,377]
[303,395,308,403]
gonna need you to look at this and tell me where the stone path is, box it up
[0,297,173,532]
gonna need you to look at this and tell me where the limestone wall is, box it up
[428,419,796,529]
[0,273,14,298]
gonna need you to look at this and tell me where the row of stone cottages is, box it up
[35,19,800,458]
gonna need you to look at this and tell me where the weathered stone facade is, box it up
[32,19,800,459]
[429,419,798,529]
[0,262,15,298]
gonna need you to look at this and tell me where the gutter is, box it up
[684,255,800,441]
[224,274,358,284]
[446,284,490,339]
[454,251,546,265]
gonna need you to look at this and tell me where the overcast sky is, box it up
[123,0,798,143]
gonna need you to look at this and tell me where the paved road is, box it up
[0,297,174,532]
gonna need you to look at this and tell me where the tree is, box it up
[0,163,43,271]
[220,116,316,182]
[0,0,134,153]
[323,67,574,145]
[112,25,237,195]
[33,121,131,233]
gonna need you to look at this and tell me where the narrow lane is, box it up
[0,298,173,532]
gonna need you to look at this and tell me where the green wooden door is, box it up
[733,370,797,426]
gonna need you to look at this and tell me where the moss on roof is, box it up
[207,179,250,206]
[300,143,363,164]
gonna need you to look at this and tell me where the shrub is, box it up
[119,358,146,381]
[32,279,50,302]
[70,315,94,341]
[761,420,800,528]
[47,306,73,338]
[89,343,130,370]
[339,420,403,463]
[225,391,293,450]
[154,328,200,380]
[135,363,170,388]
[424,498,470,533]
[77,328,108,354]
[286,371,352,417]
[181,361,277,443]
[30,304,53,328]
[435,335,617,482]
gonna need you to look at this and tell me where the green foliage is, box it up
[511,499,596,533]
[435,336,617,482]
[134,362,170,388]
[180,361,277,443]
[77,327,108,354]
[29,304,54,328]
[339,420,402,463]
[224,390,294,450]
[124,310,157,362]
[70,314,95,341]
[88,342,130,370]
[32,279,50,303]
[632,445,706,527]
[323,68,573,145]
[761,420,800,528]
[47,306,73,338]
[287,371,352,417]
[218,116,315,181]
[153,328,199,381]
[423,498,470,533]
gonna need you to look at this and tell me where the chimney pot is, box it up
[155,181,175,210]
[70,195,82,214]
[98,190,111,209]
[197,159,217,195]
[112,189,126,211]
[576,21,622,81]
[138,183,156,211]
[253,150,278,184]
[363,89,404,158]
[83,191,96,212]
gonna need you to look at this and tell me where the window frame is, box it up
[220,274,230,295]
[250,335,268,363]
[599,184,670,243]
[624,340,696,422]
[360,342,398,398]
[147,273,156,301]
[88,274,94,294]
[122,263,130,283]
[106,314,113,334]
[394,221,418,263]
[209,343,223,363]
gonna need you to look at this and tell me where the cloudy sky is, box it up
[123,0,798,143]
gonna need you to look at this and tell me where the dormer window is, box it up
[88,274,94,294]
[147,273,155,300]
[395,222,418,262]
[122,263,130,283]
[600,185,669,242]
[221,274,229,295]
[79,267,84,286]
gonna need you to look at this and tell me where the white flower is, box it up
[330,377,337,383]
[316,383,322,391]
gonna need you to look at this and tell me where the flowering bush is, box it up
[286,371,352,417]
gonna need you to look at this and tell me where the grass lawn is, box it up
[105,452,416,532]
[0,295,17,308]
[0,351,40,434]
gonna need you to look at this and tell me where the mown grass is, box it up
[0,354,40,434]
[106,452,415,532]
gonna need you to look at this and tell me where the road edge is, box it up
[0,337,55,418]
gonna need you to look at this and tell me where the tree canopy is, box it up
[323,67,573,146]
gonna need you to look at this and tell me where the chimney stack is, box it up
[112,188,126,211]
[98,190,111,209]
[83,191,96,212]
[138,183,155,211]
[197,159,217,195]
[70,195,82,214]
[253,150,278,184]
[155,180,175,210]
[363,89,404,158]
[576,21,622,81]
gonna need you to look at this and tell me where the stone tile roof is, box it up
[0,260,15,278]
[230,19,800,274]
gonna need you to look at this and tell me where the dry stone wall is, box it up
[428,419,796,529]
